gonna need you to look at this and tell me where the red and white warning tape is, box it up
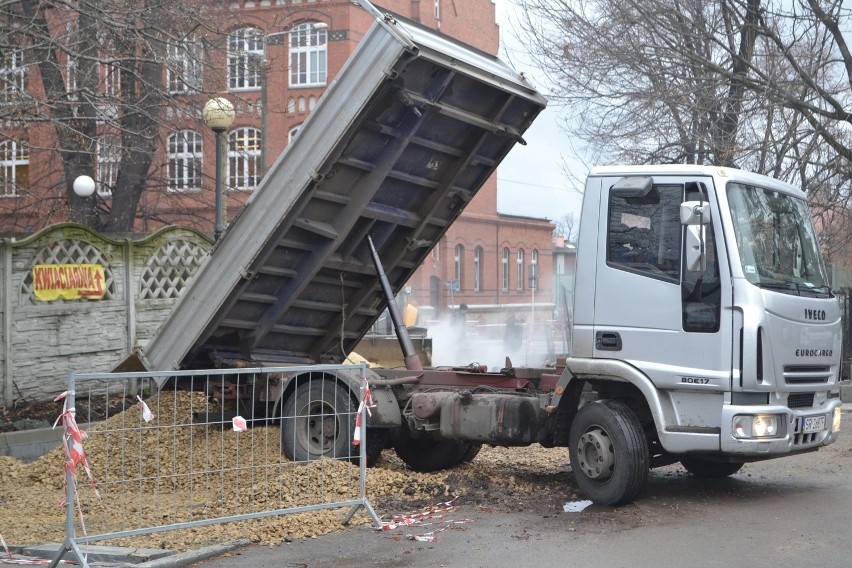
[379,497,474,542]
[353,374,376,445]
[52,391,98,500]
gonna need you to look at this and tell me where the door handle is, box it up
[595,331,622,351]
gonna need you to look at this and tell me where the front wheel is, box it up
[680,458,744,478]
[568,399,649,506]
[281,379,355,462]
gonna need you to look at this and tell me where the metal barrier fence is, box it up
[50,363,380,568]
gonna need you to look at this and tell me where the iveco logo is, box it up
[804,309,826,321]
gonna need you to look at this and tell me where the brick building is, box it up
[0,0,553,329]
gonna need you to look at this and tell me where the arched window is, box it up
[473,246,483,292]
[501,247,510,291]
[516,249,525,291]
[168,130,203,192]
[0,139,28,197]
[289,22,327,87]
[454,244,464,291]
[228,127,262,190]
[97,134,120,196]
[228,27,264,90]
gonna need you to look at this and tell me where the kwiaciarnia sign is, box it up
[33,264,106,301]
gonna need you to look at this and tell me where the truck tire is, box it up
[460,442,482,463]
[568,399,649,506]
[680,458,744,478]
[394,433,472,472]
[281,380,355,462]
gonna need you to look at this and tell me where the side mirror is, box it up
[680,201,711,225]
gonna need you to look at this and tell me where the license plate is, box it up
[802,415,826,434]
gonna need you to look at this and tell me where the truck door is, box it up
[592,176,733,392]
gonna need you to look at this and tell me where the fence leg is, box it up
[342,363,382,528]
[48,540,89,568]
[50,375,90,568]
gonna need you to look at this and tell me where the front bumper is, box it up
[719,399,842,455]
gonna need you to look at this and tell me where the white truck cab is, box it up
[571,165,842,477]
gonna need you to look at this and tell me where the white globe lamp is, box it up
[73,175,96,197]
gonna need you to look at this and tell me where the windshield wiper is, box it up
[756,280,831,297]
[755,280,799,295]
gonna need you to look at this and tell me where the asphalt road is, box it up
[191,404,852,568]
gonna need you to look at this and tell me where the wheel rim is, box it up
[297,400,339,454]
[577,427,615,480]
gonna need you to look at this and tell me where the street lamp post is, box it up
[202,97,235,241]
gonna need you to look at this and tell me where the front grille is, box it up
[783,365,831,385]
[787,392,815,409]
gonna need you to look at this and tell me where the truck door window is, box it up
[682,182,721,333]
[607,184,681,283]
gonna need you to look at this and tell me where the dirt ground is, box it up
[0,392,584,552]
[2,395,847,557]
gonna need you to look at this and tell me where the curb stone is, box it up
[14,540,252,568]
[131,540,253,568]
[90,538,251,568]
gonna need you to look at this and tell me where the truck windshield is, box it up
[726,182,830,297]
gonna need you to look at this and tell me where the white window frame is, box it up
[0,140,28,197]
[168,130,203,192]
[1,50,25,104]
[102,61,120,98]
[228,127,262,190]
[228,27,264,91]
[516,249,525,291]
[65,21,78,98]
[501,247,510,291]
[531,249,539,289]
[289,23,327,88]
[97,134,121,196]
[168,38,203,94]
[454,244,464,291]
[473,246,482,292]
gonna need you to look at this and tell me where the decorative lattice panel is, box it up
[21,239,116,303]
[139,240,209,300]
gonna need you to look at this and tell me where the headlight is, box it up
[833,407,842,433]
[733,414,781,439]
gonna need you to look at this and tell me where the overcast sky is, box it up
[493,0,584,231]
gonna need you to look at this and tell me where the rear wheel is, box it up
[281,380,355,462]
[680,458,744,478]
[459,442,482,463]
[395,432,473,472]
[568,399,649,506]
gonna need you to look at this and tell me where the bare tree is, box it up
[553,212,576,243]
[515,0,852,252]
[0,0,233,232]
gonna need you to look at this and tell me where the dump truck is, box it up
[122,10,844,505]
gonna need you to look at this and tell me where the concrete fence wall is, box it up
[0,223,213,408]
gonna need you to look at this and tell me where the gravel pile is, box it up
[0,392,575,552]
